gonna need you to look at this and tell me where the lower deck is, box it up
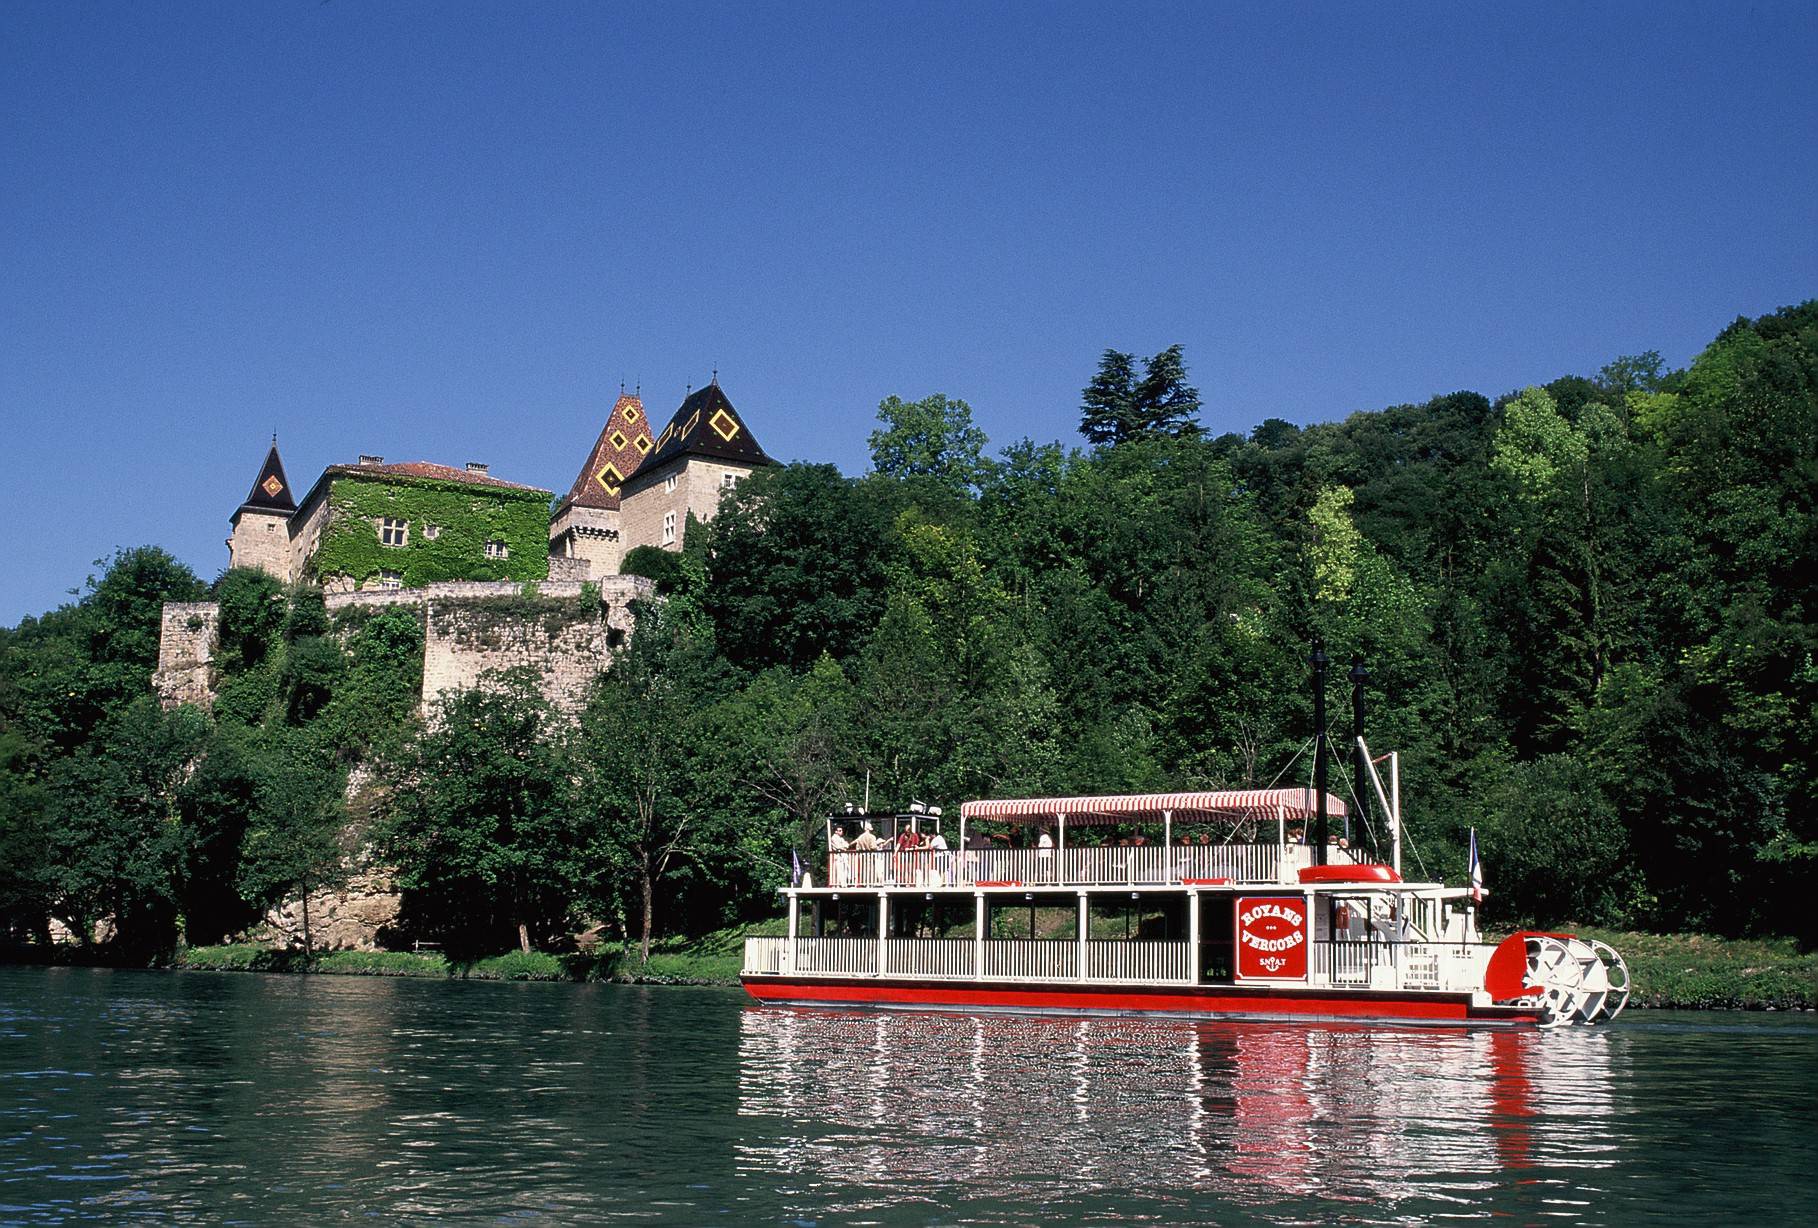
[744,880,1499,1008]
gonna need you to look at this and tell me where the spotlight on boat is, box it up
[929,806,943,817]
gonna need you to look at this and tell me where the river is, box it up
[0,966,1812,1225]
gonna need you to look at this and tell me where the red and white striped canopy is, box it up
[959,788,1347,825]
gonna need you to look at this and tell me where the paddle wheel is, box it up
[1486,932,1631,1028]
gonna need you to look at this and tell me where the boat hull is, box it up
[742,975,1542,1029]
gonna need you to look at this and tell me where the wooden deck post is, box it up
[974,892,986,978]
[1077,891,1088,979]
[877,892,889,977]
[1188,890,1201,985]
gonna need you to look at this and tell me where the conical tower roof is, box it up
[558,393,656,513]
[237,441,296,516]
[644,382,774,471]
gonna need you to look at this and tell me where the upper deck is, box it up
[816,786,1378,893]
[821,839,1367,891]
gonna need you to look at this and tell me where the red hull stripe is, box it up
[742,976,1540,1028]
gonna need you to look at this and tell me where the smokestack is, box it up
[1350,655,1371,851]
[1311,640,1329,866]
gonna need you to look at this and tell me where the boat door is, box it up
[1200,893,1235,983]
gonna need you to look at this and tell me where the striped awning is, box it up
[959,788,1347,825]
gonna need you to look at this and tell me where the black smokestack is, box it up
[1311,640,1329,866]
[1350,654,1371,852]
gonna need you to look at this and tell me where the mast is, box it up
[1350,654,1371,852]
[1311,640,1329,866]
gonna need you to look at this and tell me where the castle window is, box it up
[379,517,408,547]
[423,523,442,540]
[664,475,678,494]
[721,472,740,490]
[483,540,509,559]
[662,511,677,545]
[378,570,402,590]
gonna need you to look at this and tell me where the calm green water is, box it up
[1,967,1813,1225]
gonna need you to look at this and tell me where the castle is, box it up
[155,380,774,713]
[227,380,773,589]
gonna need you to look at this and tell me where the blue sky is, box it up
[3,1,1814,625]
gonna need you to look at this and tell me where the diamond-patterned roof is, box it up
[558,394,656,512]
[238,442,296,515]
[642,383,774,472]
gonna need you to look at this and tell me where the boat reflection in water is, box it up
[735,1005,1621,1222]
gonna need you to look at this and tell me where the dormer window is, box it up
[379,518,408,547]
[483,540,509,559]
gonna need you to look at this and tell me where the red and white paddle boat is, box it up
[741,783,1629,1029]
[745,645,1630,1031]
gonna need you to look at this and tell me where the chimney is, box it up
[358,454,384,467]
[465,462,489,475]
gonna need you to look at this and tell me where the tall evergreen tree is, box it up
[1079,349,1138,446]
[1080,346,1202,445]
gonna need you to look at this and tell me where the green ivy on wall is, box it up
[310,474,550,589]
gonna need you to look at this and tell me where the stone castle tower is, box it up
[548,392,653,577]
[226,440,298,578]
[616,381,774,554]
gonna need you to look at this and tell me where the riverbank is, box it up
[169,927,758,985]
[10,925,1813,1009]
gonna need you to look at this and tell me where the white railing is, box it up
[827,842,1369,890]
[1083,940,1191,982]
[1308,941,1495,992]
[881,938,975,978]
[983,939,1078,979]
[744,936,789,974]
[794,936,879,976]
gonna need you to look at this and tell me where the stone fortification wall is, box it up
[259,869,402,952]
[420,580,643,713]
[152,602,221,708]
[153,575,654,713]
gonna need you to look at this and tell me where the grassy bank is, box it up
[1567,929,1817,1011]
[17,923,1814,1010]
[166,921,780,985]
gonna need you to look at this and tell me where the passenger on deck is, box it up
[929,829,952,886]
[1037,827,1055,883]
[828,825,851,887]
[852,821,881,885]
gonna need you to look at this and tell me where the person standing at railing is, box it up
[929,828,952,886]
[1037,827,1054,883]
[828,824,851,887]
[852,820,881,886]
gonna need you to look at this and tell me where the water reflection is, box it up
[735,1005,1624,1223]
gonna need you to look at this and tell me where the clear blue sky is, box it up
[3,2,1814,625]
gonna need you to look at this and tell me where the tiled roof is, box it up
[327,461,550,495]
[557,394,656,513]
[641,383,774,474]
[238,442,297,514]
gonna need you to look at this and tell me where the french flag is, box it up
[1468,828,1485,904]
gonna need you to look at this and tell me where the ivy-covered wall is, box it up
[310,474,551,589]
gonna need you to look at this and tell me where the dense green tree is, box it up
[869,393,991,492]
[237,741,349,958]
[703,463,894,670]
[575,599,736,959]
[47,698,210,954]
[372,671,578,955]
